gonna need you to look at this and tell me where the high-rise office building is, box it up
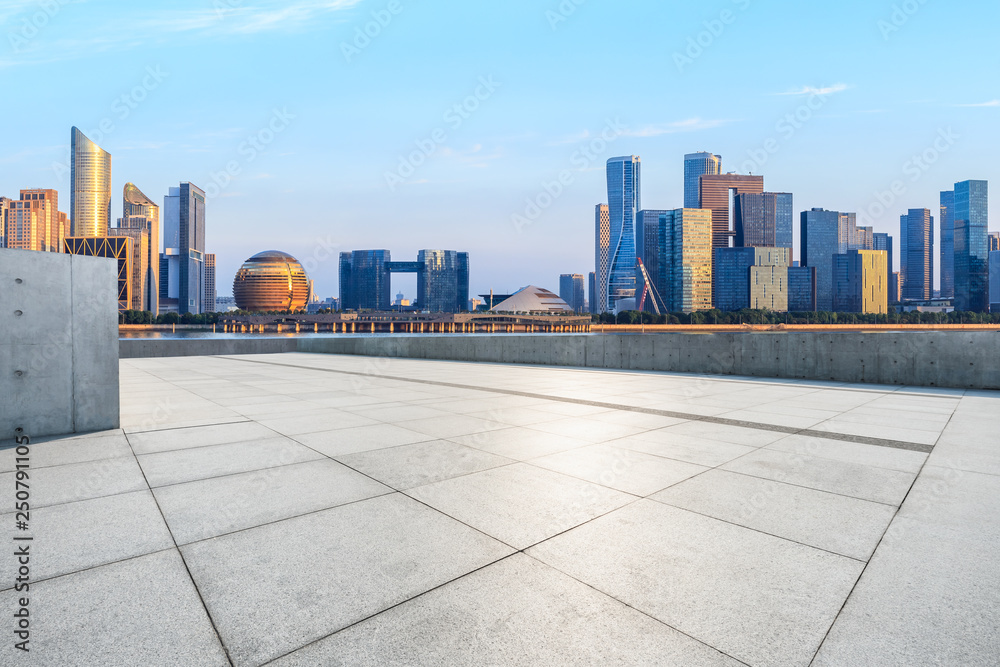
[684,152,721,209]
[587,272,596,314]
[107,226,149,311]
[635,210,671,312]
[559,274,586,313]
[594,204,611,313]
[699,174,764,250]
[873,232,896,304]
[832,249,888,314]
[734,192,793,262]
[0,197,9,248]
[713,247,789,312]
[990,232,1000,252]
[787,266,817,312]
[953,180,989,312]
[161,183,207,314]
[340,250,392,311]
[605,156,640,312]
[120,183,160,314]
[940,190,955,299]
[416,249,469,313]
[669,209,714,313]
[900,208,934,301]
[204,253,217,313]
[70,127,111,237]
[989,250,1000,312]
[3,190,67,253]
[801,208,851,311]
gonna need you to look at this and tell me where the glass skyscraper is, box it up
[416,249,469,313]
[70,127,111,237]
[939,190,955,299]
[340,250,392,311]
[684,152,721,209]
[120,183,160,314]
[954,180,989,312]
[787,266,816,312]
[635,210,671,312]
[900,208,934,301]
[593,204,610,313]
[734,192,794,262]
[162,183,207,314]
[559,274,585,313]
[801,208,847,312]
[713,247,789,312]
[605,156,640,312]
[873,232,896,303]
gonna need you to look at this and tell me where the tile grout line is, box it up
[121,429,236,667]
[216,355,936,454]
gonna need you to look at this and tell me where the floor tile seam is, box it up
[122,429,236,667]
[255,551,525,667]
[702,467,904,509]
[218,356,934,453]
[0,545,180,594]
[0,450,135,474]
[336,455,523,496]
[805,410,956,666]
[142,453,341,492]
[132,433,300,459]
[123,418,253,435]
[761,443,928,476]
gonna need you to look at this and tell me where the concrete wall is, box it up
[119,337,296,359]
[1,249,120,440]
[119,331,1000,390]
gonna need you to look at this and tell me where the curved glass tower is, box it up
[606,156,640,312]
[121,183,161,314]
[70,127,112,237]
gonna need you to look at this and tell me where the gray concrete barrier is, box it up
[2,249,120,440]
[120,331,1000,390]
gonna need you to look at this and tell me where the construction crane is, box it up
[636,258,667,315]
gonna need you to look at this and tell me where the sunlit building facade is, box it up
[70,127,111,237]
[833,249,888,314]
[684,152,721,209]
[205,253,217,313]
[594,204,611,313]
[64,236,134,312]
[699,174,764,250]
[120,183,160,313]
[3,190,67,253]
[233,251,310,312]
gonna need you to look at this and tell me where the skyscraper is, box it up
[205,253,217,313]
[699,174,764,250]
[559,274,586,313]
[900,208,934,301]
[801,208,851,312]
[734,192,793,262]
[669,209,713,313]
[605,156,640,312]
[684,152,721,209]
[832,249,888,314]
[635,210,671,312]
[990,232,1000,252]
[873,232,896,303]
[416,249,469,313]
[713,247,789,312]
[70,127,111,237]
[939,190,955,299]
[119,183,160,313]
[594,204,611,314]
[4,190,66,253]
[787,266,817,312]
[107,226,149,311]
[340,250,392,311]
[162,183,207,314]
[989,250,1000,312]
[588,272,597,314]
[954,180,989,312]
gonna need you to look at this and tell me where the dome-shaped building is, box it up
[233,251,311,312]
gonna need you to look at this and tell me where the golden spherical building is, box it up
[233,251,311,312]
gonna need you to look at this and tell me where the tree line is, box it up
[592,309,1000,325]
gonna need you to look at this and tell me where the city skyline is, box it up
[1,1,998,299]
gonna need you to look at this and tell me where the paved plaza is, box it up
[3,352,999,666]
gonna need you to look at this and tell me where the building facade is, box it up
[990,232,1000,252]
[953,180,989,312]
[70,127,111,237]
[873,232,896,303]
[161,183,207,314]
[64,236,133,312]
[734,192,793,262]
[900,208,934,301]
[588,272,597,314]
[120,183,160,313]
[787,266,817,312]
[940,190,955,299]
[204,253,216,313]
[605,157,640,312]
[415,250,469,313]
[669,209,714,313]
[340,250,392,311]
[699,173,764,250]
[635,209,671,312]
[713,247,789,312]
[594,204,611,314]
[832,249,888,314]
[559,274,586,313]
[107,227,149,311]
[801,208,847,312]
[990,251,1000,312]
[684,152,721,209]
[3,190,67,253]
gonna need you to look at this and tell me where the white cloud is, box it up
[775,83,851,96]
[954,100,1000,108]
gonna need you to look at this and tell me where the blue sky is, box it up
[2,0,998,299]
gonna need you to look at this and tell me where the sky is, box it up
[2,0,998,300]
